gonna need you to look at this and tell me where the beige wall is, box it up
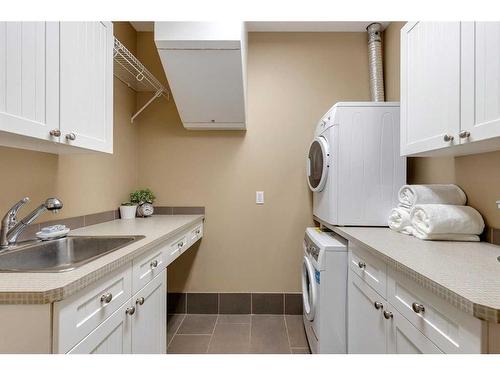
[137,32,371,292]
[383,22,500,227]
[0,22,139,221]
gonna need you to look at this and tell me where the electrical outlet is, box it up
[256,191,264,205]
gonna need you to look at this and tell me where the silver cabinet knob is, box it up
[412,302,425,314]
[443,134,454,142]
[195,230,200,235]
[49,129,61,137]
[178,242,184,248]
[125,306,136,315]
[100,292,113,303]
[65,132,76,141]
[383,310,393,320]
[357,261,366,269]
[136,297,145,305]
[459,130,471,139]
[150,260,158,268]
[374,301,384,310]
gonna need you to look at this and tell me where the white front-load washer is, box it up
[307,102,406,226]
[302,227,347,354]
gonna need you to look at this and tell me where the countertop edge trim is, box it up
[0,216,204,305]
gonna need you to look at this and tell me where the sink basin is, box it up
[0,235,145,272]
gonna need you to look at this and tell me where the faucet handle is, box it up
[6,197,30,229]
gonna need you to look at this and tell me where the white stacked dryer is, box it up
[302,227,347,354]
[307,102,406,226]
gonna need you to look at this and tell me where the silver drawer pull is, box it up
[49,129,61,137]
[357,261,366,269]
[443,134,454,142]
[100,292,113,304]
[374,301,384,310]
[178,242,184,248]
[195,229,200,235]
[459,130,471,139]
[383,310,393,320]
[412,302,425,314]
[125,306,136,316]
[65,132,76,141]
[136,297,145,306]
[150,260,158,268]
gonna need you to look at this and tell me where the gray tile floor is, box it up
[167,314,311,354]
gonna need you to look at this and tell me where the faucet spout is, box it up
[0,197,63,249]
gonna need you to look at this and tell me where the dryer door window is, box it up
[307,136,329,192]
[302,256,318,321]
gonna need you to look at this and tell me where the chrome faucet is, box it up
[0,197,63,249]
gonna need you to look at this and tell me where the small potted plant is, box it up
[119,201,137,219]
[130,188,156,217]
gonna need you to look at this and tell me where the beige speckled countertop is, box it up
[322,222,500,322]
[0,215,204,304]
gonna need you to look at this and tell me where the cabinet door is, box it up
[387,307,442,354]
[131,270,166,354]
[400,22,461,155]
[157,49,245,128]
[67,301,132,354]
[461,22,500,144]
[0,22,59,141]
[59,22,113,153]
[347,271,386,354]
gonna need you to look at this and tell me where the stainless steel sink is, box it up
[0,235,145,272]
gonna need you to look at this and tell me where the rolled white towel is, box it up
[398,184,466,209]
[388,207,414,235]
[410,204,484,241]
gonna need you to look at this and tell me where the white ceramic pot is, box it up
[119,205,137,219]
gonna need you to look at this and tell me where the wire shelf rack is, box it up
[113,37,169,122]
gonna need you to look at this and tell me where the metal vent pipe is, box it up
[367,22,385,101]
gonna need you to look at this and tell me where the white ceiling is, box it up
[130,21,389,33]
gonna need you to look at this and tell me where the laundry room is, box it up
[1,0,500,373]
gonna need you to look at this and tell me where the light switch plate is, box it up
[256,191,264,205]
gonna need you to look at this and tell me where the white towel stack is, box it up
[388,184,485,242]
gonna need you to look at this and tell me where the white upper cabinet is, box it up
[0,22,113,154]
[155,22,247,130]
[60,22,113,153]
[400,22,461,156]
[401,22,500,157]
[0,22,59,142]
[461,22,500,144]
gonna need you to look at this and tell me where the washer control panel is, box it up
[304,234,321,261]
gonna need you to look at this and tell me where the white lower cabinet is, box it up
[387,308,442,354]
[348,271,386,353]
[348,269,442,354]
[347,243,485,354]
[131,270,166,354]
[67,270,166,354]
[68,301,132,354]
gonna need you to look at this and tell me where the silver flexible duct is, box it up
[367,22,385,101]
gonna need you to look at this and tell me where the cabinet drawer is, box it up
[54,264,132,353]
[349,242,387,298]
[132,245,166,294]
[165,232,188,264]
[387,267,484,353]
[187,222,203,246]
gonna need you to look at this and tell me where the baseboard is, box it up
[167,292,303,315]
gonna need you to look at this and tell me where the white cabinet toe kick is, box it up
[0,220,203,354]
